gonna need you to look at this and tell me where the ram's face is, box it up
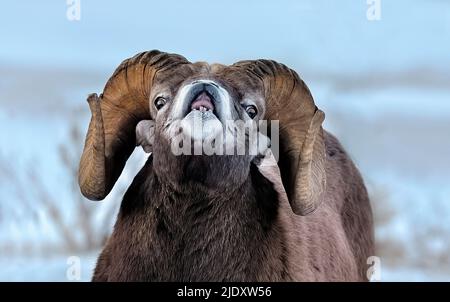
[147,63,266,159]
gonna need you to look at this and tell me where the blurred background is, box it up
[0,0,449,281]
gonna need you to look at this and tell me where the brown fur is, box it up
[92,131,374,281]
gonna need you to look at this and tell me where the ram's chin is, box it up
[180,110,223,142]
[162,110,226,157]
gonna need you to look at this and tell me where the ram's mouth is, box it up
[180,81,223,120]
[176,81,226,142]
[190,91,215,113]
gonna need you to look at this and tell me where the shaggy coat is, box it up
[92,132,373,281]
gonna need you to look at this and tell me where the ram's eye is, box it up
[154,97,167,110]
[245,105,258,119]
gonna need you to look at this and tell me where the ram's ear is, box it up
[136,120,155,153]
[255,149,288,204]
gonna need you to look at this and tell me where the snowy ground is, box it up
[1,254,448,282]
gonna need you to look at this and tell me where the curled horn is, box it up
[232,60,326,215]
[78,50,188,200]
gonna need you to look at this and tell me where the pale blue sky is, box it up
[1,0,449,73]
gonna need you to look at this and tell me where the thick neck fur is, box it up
[105,154,288,281]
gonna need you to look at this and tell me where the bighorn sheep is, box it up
[78,50,374,281]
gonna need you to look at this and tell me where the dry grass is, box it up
[0,107,120,255]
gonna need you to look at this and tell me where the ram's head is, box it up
[78,50,326,215]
